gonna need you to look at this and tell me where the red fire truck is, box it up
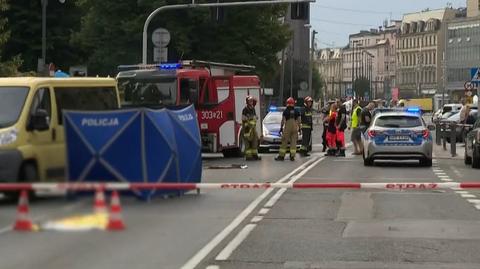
[116,60,262,157]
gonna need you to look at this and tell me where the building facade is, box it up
[317,48,343,99]
[467,0,480,17]
[396,9,457,98]
[446,16,480,101]
[342,22,400,99]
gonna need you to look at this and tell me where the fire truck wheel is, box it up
[222,148,242,158]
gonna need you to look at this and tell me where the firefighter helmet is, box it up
[286,97,295,107]
[246,95,257,106]
[304,96,313,106]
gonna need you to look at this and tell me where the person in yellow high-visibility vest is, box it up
[275,97,301,161]
[349,99,363,155]
[242,96,261,161]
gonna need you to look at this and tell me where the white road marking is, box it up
[456,191,469,194]
[181,157,322,269]
[467,199,480,204]
[258,208,270,215]
[451,187,463,191]
[206,265,220,269]
[210,157,326,263]
[250,216,263,223]
[264,188,287,208]
[440,178,453,181]
[0,225,12,235]
[476,205,480,210]
[461,194,477,198]
[432,169,443,172]
[438,175,450,178]
[435,172,447,175]
[215,224,256,261]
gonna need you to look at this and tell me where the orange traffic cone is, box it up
[93,188,107,214]
[13,190,33,231]
[106,191,125,231]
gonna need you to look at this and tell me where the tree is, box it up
[354,76,370,98]
[72,0,291,78]
[2,0,82,73]
[0,0,22,76]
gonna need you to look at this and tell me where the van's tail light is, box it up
[367,130,376,138]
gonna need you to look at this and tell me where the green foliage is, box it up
[73,0,291,77]
[354,76,370,98]
[0,0,22,76]
[1,0,292,78]
[1,0,82,73]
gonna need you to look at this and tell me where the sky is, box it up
[311,0,467,48]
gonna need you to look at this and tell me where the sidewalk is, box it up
[433,142,464,160]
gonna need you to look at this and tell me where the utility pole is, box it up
[308,29,317,98]
[279,49,286,104]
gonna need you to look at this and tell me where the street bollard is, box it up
[435,122,441,145]
[450,122,456,157]
[442,123,447,151]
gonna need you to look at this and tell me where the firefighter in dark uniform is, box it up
[275,97,301,161]
[299,96,314,157]
[242,96,261,161]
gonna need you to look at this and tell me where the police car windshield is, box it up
[118,77,177,107]
[264,113,282,124]
[0,87,28,128]
[375,115,422,128]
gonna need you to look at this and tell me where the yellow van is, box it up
[0,77,120,186]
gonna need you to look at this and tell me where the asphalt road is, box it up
[1,125,480,269]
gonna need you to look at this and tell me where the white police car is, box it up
[259,106,302,153]
[363,108,434,167]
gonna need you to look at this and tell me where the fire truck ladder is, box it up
[182,60,255,72]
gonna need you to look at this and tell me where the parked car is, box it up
[362,109,434,167]
[465,117,480,168]
[441,108,478,143]
[432,104,463,122]
[259,107,302,153]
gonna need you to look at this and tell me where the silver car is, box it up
[363,110,434,166]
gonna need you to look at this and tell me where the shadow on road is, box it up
[373,161,429,169]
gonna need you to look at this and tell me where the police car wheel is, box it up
[363,151,373,166]
[420,158,432,167]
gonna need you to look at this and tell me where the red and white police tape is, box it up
[1,182,480,191]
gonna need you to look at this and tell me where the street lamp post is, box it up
[308,29,317,98]
[351,40,360,97]
[40,0,66,75]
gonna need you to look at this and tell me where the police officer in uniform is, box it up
[242,96,261,161]
[275,97,301,161]
[299,96,313,157]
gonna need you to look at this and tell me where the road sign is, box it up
[346,88,353,97]
[471,68,480,82]
[153,47,168,63]
[465,81,475,90]
[152,28,171,47]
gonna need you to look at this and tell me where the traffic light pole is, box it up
[142,0,315,64]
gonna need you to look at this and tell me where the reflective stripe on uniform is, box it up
[301,124,311,129]
[278,148,287,157]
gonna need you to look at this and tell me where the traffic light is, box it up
[291,3,309,20]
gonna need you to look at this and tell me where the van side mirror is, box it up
[29,109,49,131]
